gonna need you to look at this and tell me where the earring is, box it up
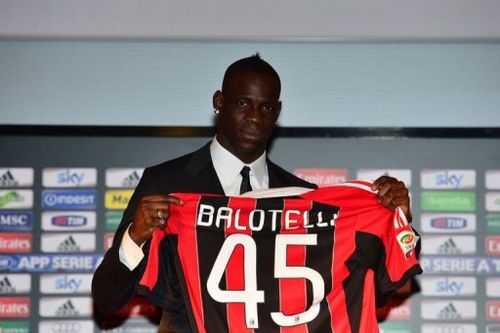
[214,109,219,115]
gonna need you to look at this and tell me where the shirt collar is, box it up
[210,136,268,191]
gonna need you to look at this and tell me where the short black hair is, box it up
[222,54,281,94]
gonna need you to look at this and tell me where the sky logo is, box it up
[40,274,92,294]
[43,168,97,188]
[0,212,33,232]
[421,169,475,189]
[42,190,97,210]
[421,276,476,296]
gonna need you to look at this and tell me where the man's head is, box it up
[213,54,282,164]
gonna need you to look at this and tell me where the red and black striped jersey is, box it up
[138,180,422,333]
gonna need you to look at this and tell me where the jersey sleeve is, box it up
[374,207,422,295]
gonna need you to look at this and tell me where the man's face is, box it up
[213,71,281,163]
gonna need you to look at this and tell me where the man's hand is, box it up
[372,176,412,222]
[128,195,184,246]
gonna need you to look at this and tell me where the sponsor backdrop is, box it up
[0,133,499,333]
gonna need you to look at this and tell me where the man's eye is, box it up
[262,105,274,113]
[237,100,249,107]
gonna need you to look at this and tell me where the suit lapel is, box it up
[182,142,225,194]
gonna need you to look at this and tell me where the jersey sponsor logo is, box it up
[0,320,29,333]
[486,170,500,190]
[421,192,476,211]
[396,230,416,259]
[421,276,476,296]
[486,192,500,212]
[42,211,96,231]
[0,254,102,272]
[39,297,92,317]
[421,256,500,274]
[487,301,500,321]
[0,234,32,253]
[39,320,94,333]
[42,168,97,188]
[356,169,412,187]
[0,168,33,188]
[293,169,348,187]
[0,212,33,232]
[0,190,33,209]
[376,299,411,320]
[486,236,500,255]
[421,300,476,320]
[0,297,30,318]
[104,233,114,251]
[105,190,133,209]
[421,323,477,333]
[105,168,144,188]
[40,274,92,294]
[420,169,476,189]
[421,213,475,233]
[488,324,500,333]
[109,297,160,318]
[422,235,476,255]
[42,190,97,210]
[41,233,96,253]
[105,211,123,231]
[486,278,500,297]
[487,214,500,233]
[0,274,31,294]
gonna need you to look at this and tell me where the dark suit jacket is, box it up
[92,142,316,331]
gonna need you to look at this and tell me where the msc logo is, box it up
[42,168,97,188]
[293,169,348,187]
[420,169,475,189]
[42,190,97,210]
[105,190,133,209]
[0,168,34,188]
[0,212,33,232]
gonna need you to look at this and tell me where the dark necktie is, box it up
[239,166,253,194]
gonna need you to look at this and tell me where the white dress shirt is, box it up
[119,137,269,270]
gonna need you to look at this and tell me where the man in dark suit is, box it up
[92,54,411,333]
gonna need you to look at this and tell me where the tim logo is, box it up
[52,215,87,227]
[487,236,500,255]
[431,217,467,230]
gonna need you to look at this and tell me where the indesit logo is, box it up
[0,297,30,317]
[421,169,475,189]
[42,168,97,188]
[42,190,97,210]
[293,169,348,187]
[0,168,34,188]
[0,234,32,253]
[0,190,33,209]
[0,212,33,232]
[486,236,500,255]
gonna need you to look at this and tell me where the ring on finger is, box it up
[159,218,166,227]
[157,210,165,219]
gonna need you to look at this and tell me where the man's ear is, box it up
[213,90,223,110]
